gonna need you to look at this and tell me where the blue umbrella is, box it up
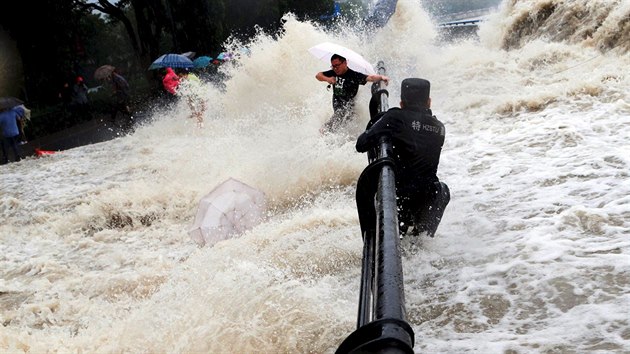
[148,53,194,70]
[193,56,213,68]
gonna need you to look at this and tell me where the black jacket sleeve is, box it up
[356,108,401,152]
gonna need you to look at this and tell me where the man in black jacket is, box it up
[356,78,450,237]
[316,54,388,133]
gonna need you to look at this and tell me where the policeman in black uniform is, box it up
[356,78,450,237]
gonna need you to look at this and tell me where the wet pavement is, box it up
[20,113,149,158]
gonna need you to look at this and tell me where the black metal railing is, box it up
[336,61,414,354]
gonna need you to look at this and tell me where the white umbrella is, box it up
[188,178,267,247]
[308,42,376,75]
[180,51,196,59]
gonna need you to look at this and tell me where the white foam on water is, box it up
[1,1,629,352]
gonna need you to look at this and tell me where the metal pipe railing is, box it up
[337,61,414,354]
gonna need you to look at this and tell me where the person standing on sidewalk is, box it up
[178,69,206,127]
[108,70,132,129]
[70,76,90,123]
[0,105,26,164]
[162,67,180,105]
[16,104,31,145]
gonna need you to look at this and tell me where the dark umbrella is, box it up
[94,65,116,80]
[148,54,194,70]
[0,97,24,112]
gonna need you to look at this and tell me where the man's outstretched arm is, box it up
[366,74,389,84]
[316,72,335,84]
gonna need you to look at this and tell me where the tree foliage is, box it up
[0,0,337,107]
[0,0,86,103]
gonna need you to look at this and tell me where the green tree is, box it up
[168,0,225,54]
[223,0,333,40]
[0,0,86,104]
[284,0,334,19]
[1,0,340,114]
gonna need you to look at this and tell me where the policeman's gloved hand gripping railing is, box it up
[336,61,415,354]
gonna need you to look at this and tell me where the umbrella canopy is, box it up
[308,42,376,75]
[193,56,213,68]
[94,65,116,81]
[216,52,232,61]
[180,51,196,59]
[188,178,267,247]
[0,97,24,112]
[148,53,194,70]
